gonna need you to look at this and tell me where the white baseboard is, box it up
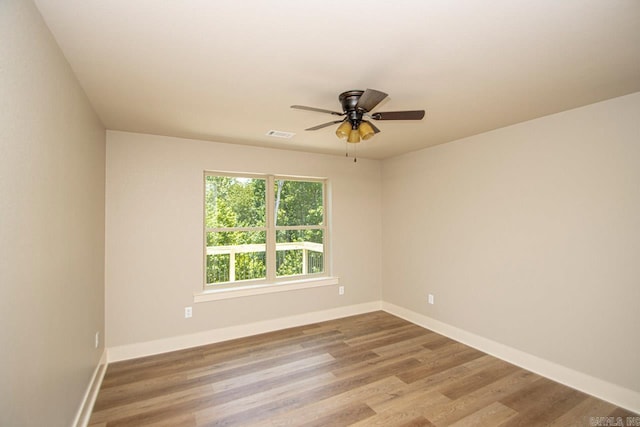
[72,349,108,427]
[382,301,640,414]
[107,301,382,363]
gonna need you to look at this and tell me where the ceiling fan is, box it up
[291,89,425,144]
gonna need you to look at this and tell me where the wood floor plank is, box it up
[351,390,450,427]
[90,383,214,424]
[192,352,378,425]
[365,355,497,413]
[298,402,376,427]
[95,342,348,411]
[421,334,457,351]
[194,372,338,425]
[499,377,591,426]
[438,358,520,400]
[397,344,486,384]
[95,348,333,414]
[205,358,423,426]
[546,396,618,427]
[343,323,421,346]
[448,401,518,427]
[330,346,433,379]
[97,361,332,424]
[89,311,638,426]
[188,343,306,378]
[422,369,541,425]
[372,332,447,358]
[329,327,435,359]
[395,416,436,427]
[247,376,405,427]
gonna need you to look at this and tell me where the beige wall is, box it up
[105,131,382,347]
[382,92,640,392]
[0,1,106,425]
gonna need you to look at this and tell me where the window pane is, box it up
[274,180,323,226]
[206,231,266,284]
[276,229,324,277]
[205,176,266,228]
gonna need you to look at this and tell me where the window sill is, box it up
[193,276,339,302]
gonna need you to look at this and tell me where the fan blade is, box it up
[364,120,381,134]
[291,105,343,116]
[355,89,388,112]
[371,110,425,120]
[305,120,344,131]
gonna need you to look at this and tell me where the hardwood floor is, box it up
[89,311,637,426]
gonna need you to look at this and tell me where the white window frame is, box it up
[196,171,336,302]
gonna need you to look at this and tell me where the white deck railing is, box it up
[207,242,323,281]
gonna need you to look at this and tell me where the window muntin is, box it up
[204,173,327,288]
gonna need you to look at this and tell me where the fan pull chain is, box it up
[345,142,357,163]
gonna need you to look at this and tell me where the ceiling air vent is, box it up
[266,130,295,139]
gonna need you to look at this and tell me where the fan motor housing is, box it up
[339,90,365,113]
[339,90,366,128]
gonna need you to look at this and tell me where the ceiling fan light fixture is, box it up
[292,88,426,146]
[358,121,375,140]
[335,121,351,139]
[347,129,360,143]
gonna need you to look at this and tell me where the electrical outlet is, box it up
[428,294,434,305]
[94,332,100,349]
[185,306,193,318]
[338,286,345,295]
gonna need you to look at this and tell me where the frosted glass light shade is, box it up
[348,129,360,143]
[359,121,375,140]
[335,121,351,139]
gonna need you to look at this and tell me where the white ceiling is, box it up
[35,0,640,159]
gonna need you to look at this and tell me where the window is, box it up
[204,172,327,289]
